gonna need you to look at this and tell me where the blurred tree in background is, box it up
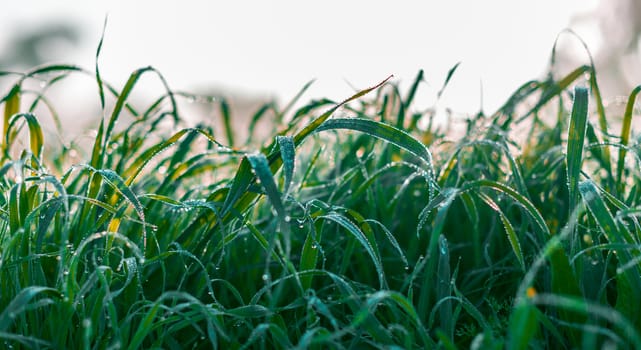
[0,22,80,70]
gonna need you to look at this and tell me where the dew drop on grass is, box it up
[439,236,448,255]
[284,215,291,222]
[261,273,270,282]
[404,265,409,271]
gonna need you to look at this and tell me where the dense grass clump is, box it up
[1,45,641,348]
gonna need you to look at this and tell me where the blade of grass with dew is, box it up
[247,152,291,255]
[460,179,550,245]
[617,85,641,194]
[365,290,432,347]
[580,180,641,328]
[314,118,434,177]
[318,211,386,289]
[436,235,453,339]
[477,192,525,270]
[277,136,295,195]
[416,187,458,321]
[566,86,589,215]
[194,76,393,242]
[0,286,60,331]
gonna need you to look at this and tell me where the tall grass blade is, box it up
[277,136,295,195]
[247,152,290,254]
[566,86,589,215]
[617,85,641,193]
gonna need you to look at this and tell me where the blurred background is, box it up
[0,0,638,136]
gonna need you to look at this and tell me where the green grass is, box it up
[1,39,641,349]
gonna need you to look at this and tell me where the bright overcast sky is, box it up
[2,1,598,114]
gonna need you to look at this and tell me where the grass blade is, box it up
[617,85,641,193]
[566,86,589,214]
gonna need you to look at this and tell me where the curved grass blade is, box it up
[0,286,60,331]
[461,179,550,239]
[617,85,641,193]
[314,117,434,178]
[362,290,432,347]
[3,84,20,147]
[318,212,385,289]
[566,86,589,214]
[6,113,44,160]
[532,293,641,349]
[477,192,525,270]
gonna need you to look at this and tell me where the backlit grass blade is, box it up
[6,113,44,160]
[2,84,20,158]
[566,86,589,214]
[617,85,641,193]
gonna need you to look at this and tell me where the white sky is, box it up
[2,1,598,114]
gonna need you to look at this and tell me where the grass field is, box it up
[1,38,641,349]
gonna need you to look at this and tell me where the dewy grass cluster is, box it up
[1,42,641,349]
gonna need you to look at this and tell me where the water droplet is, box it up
[439,236,448,255]
[404,266,409,271]
[284,215,291,222]
[261,273,270,282]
